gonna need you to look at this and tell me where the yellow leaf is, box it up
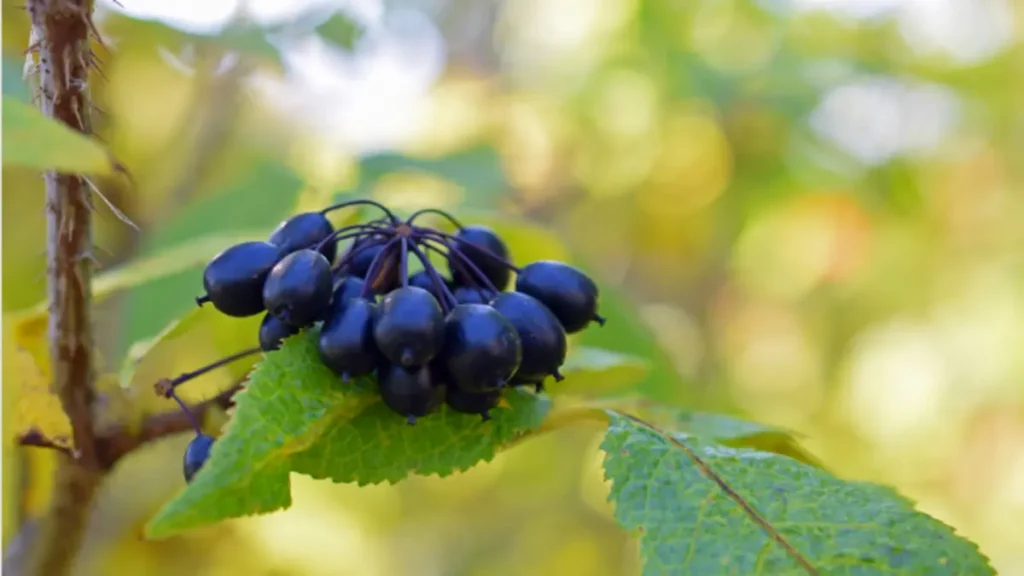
[11,313,49,381]
[2,95,114,175]
[10,348,73,450]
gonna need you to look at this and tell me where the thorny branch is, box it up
[21,1,102,574]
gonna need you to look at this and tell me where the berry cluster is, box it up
[155,200,604,483]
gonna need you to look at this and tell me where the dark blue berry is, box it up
[490,292,567,388]
[514,261,601,334]
[448,225,512,290]
[259,312,299,352]
[263,249,334,328]
[409,270,450,302]
[200,241,280,317]
[452,285,491,305]
[373,286,445,367]
[445,386,500,421]
[440,304,522,393]
[377,363,444,424]
[345,238,401,292]
[183,433,216,483]
[268,212,337,263]
[319,276,372,322]
[318,298,380,381]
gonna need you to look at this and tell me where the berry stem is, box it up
[405,207,465,230]
[155,347,263,396]
[167,389,203,435]
[358,237,401,299]
[406,242,457,313]
[314,225,387,253]
[319,199,400,223]
[332,229,397,274]
[420,238,500,295]
[399,238,410,288]
[415,228,521,273]
[195,294,210,307]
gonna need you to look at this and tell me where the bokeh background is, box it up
[4,0,1024,574]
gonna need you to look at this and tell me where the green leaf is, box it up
[671,411,822,467]
[553,346,650,397]
[601,412,995,576]
[2,95,114,175]
[144,328,643,537]
[119,162,303,359]
[289,378,548,486]
[350,146,509,210]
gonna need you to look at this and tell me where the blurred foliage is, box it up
[4,0,1024,574]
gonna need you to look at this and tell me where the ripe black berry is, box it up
[448,225,512,290]
[268,212,337,263]
[183,433,216,483]
[452,285,491,305]
[377,362,444,424]
[199,241,280,317]
[440,304,522,393]
[259,312,299,352]
[320,276,372,322]
[346,238,401,291]
[445,386,500,421]
[409,270,450,302]
[263,249,334,328]
[490,292,567,388]
[373,286,445,367]
[318,298,380,381]
[514,261,603,334]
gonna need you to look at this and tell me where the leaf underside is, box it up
[600,413,994,576]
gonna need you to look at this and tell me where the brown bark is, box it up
[23,1,103,574]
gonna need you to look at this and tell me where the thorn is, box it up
[83,176,139,232]
[552,369,564,382]
[593,313,606,326]
[406,415,417,426]
[195,294,210,307]
[534,382,545,394]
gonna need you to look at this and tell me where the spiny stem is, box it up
[358,237,401,299]
[420,237,500,294]
[320,199,400,223]
[406,242,457,312]
[405,207,465,229]
[154,347,262,397]
[24,1,104,574]
[416,228,520,273]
